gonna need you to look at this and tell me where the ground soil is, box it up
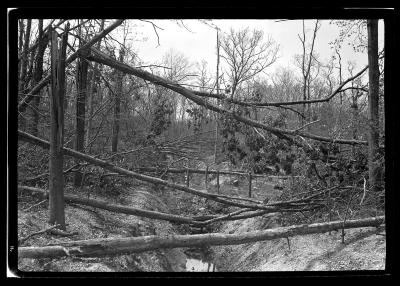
[17,181,189,272]
[16,157,386,273]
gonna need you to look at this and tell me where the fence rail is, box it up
[130,167,300,179]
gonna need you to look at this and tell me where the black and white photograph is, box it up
[7,8,395,277]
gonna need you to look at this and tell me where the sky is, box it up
[128,19,384,84]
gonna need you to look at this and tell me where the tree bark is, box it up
[28,19,48,137]
[86,19,105,151]
[18,185,202,226]
[18,216,384,259]
[48,26,68,230]
[214,29,220,164]
[367,20,381,193]
[18,19,24,76]
[18,19,66,62]
[74,21,89,187]
[19,19,32,93]
[112,47,125,153]
[18,19,125,114]
[18,130,284,212]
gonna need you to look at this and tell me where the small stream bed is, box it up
[186,258,217,272]
[183,247,218,272]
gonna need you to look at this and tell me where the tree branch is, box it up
[84,48,367,145]
[18,19,125,113]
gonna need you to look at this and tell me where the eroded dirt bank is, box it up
[18,182,194,272]
[211,215,386,271]
[17,165,386,272]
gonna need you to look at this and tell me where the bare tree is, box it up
[220,27,279,99]
[347,62,365,156]
[296,20,321,122]
[160,48,193,132]
[214,28,221,164]
[74,20,89,187]
[48,25,68,229]
[19,19,32,93]
[367,20,381,194]
[111,46,125,153]
[86,19,105,150]
[28,19,49,136]
[18,19,24,75]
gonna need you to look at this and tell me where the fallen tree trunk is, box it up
[17,130,281,212]
[18,216,385,259]
[18,185,202,226]
[85,47,367,146]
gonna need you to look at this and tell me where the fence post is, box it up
[205,166,209,190]
[216,170,220,194]
[248,171,252,198]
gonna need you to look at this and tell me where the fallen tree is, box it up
[18,216,385,259]
[19,185,292,228]
[18,185,203,226]
[85,47,367,146]
[18,130,289,212]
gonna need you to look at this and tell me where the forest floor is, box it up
[212,214,386,271]
[17,181,189,272]
[16,156,386,273]
[195,157,386,272]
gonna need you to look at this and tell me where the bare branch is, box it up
[140,19,164,47]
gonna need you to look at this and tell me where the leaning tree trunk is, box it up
[28,19,48,137]
[367,20,381,194]
[111,47,125,153]
[74,22,89,187]
[48,25,68,230]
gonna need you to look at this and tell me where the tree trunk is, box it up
[19,19,31,93]
[18,19,24,76]
[85,48,368,146]
[351,91,360,157]
[18,19,124,115]
[48,26,68,230]
[18,19,31,132]
[86,19,105,151]
[18,130,284,211]
[367,20,381,194]
[19,186,202,226]
[18,216,384,259]
[214,29,220,164]
[111,47,125,153]
[74,21,89,187]
[28,20,48,137]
